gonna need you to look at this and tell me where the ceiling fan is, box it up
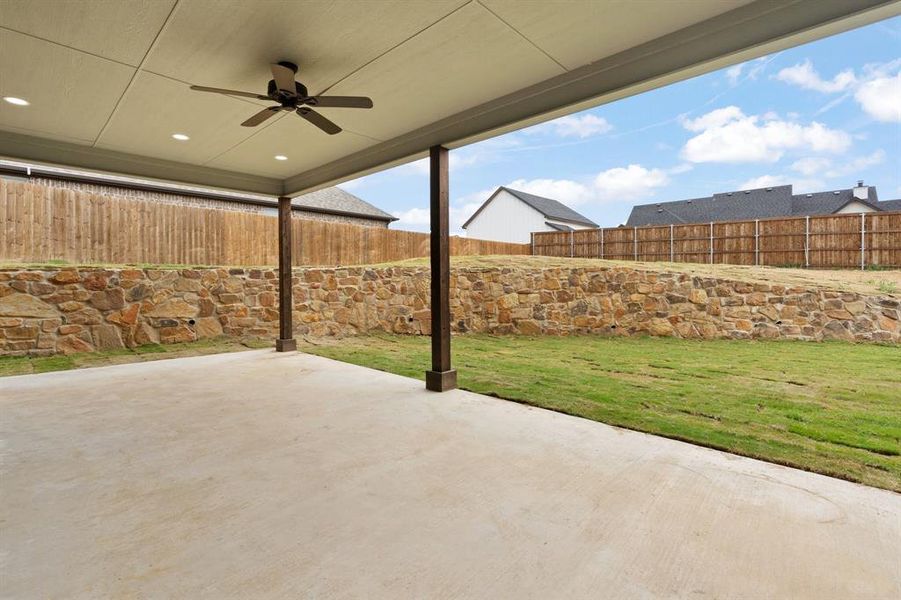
[189,61,372,135]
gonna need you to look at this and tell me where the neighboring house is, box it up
[626,181,900,227]
[290,187,397,228]
[2,161,396,228]
[462,187,598,244]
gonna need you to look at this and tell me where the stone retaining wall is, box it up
[1,265,897,355]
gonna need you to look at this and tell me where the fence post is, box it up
[860,213,866,271]
[597,228,602,259]
[804,215,810,268]
[709,222,714,264]
[530,231,535,256]
[570,230,574,258]
[754,220,759,266]
[669,224,674,262]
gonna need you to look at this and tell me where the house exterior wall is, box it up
[464,190,547,243]
[464,190,592,243]
[835,201,878,214]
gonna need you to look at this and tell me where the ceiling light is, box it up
[3,97,29,106]
[171,133,190,141]
[274,155,288,161]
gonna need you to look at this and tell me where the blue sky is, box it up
[340,16,901,233]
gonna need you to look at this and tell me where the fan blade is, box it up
[308,96,373,109]
[271,63,296,94]
[296,108,341,135]
[241,107,281,127]
[190,85,269,100]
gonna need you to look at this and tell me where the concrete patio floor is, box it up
[1,351,899,599]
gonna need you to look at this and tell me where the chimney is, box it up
[853,180,868,201]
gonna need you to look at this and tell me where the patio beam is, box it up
[425,145,456,392]
[276,196,296,352]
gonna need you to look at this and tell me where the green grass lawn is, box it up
[0,338,270,377]
[301,334,901,492]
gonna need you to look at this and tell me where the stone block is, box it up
[82,272,109,291]
[515,319,542,335]
[50,270,79,284]
[58,335,94,354]
[92,324,125,350]
[144,298,197,318]
[0,294,57,318]
[90,288,126,311]
[160,324,196,344]
[107,304,140,326]
[194,317,224,339]
[4,325,39,340]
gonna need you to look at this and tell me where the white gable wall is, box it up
[835,201,878,214]
[463,189,593,244]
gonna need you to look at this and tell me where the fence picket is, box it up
[534,211,901,268]
[0,178,529,266]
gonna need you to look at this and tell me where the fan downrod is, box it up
[268,61,307,102]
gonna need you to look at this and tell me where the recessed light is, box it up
[274,155,288,161]
[172,133,190,141]
[3,97,29,106]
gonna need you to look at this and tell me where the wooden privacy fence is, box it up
[0,179,528,266]
[532,212,901,269]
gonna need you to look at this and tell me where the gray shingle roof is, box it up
[626,185,894,227]
[462,187,597,229]
[545,221,574,232]
[292,187,397,222]
[790,187,880,215]
[880,199,901,212]
[503,187,598,226]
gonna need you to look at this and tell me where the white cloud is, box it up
[500,165,670,208]
[791,157,832,177]
[391,207,430,227]
[667,163,694,175]
[774,60,857,93]
[724,56,770,86]
[855,72,901,122]
[791,149,885,180]
[725,64,743,86]
[828,150,885,179]
[774,58,901,122]
[681,106,744,132]
[593,165,670,201]
[525,114,613,139]
[737,174,789,189]
[680,106,851,163]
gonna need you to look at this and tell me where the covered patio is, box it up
[3,351,899,597]
[3,2,901,597]
[2,0,899,389]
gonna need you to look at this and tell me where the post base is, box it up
[275,338,297,352]
[425,369,457,392]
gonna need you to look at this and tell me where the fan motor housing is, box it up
[268,80,308,104]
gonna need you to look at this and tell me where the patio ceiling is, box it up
[1,0,898,197]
